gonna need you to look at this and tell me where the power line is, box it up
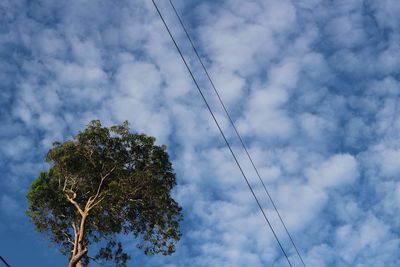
[168,1,306,266]
[0,256,10,267]
[151,1,293,266]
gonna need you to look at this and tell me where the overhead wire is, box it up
[0,256,10,267]
[168,1,306,266]
[151,1,293,266]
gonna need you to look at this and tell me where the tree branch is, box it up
[88,195,106,210]
[69,247,88,267]
[72,222,78,257]
[75,247,88,260]
[65,191,84,216]
[86,165,116,210]
[102,165,117,180]
[63,231,74,246]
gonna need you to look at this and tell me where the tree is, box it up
[27,120,183,267]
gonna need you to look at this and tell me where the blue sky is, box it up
[1,0,400,266]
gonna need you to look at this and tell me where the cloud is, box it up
[307,154,359,189]
[336,214,399,265]
[1,0,400,266]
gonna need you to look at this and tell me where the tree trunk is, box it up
[68,213,88,267]
[68,260,84,267]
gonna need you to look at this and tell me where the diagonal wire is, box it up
[168,1,306,266]
[0,256,10,267]
[151,1,293,266]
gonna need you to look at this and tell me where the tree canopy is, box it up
[27,120,182,267]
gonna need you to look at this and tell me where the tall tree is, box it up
[27,120,182,267]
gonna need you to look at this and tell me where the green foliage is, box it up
[27,120,183,266]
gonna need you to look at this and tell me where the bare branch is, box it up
[88,195,106,211]
[65,191,84,216]
[63,177,68,191]
[101,165,117,180]
[63,231,74,246]
[128,197,144,205]
[86,165,116,210]
[72,222,78,257]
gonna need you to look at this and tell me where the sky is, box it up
[1,0,400,266]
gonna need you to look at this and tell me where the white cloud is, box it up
[336,215,397,264]
[371,147,400,177]
[370,0,400,30]
[237,87,295,140]
[307,154,359,189]
[2,0,400,266]
[0,135,33,161]
[325,13,366,48]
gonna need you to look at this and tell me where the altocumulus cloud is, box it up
[1,0,400,266]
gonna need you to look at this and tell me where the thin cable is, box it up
[151,1,293,266]
[168,1,306,266]
[0,256,10,267]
